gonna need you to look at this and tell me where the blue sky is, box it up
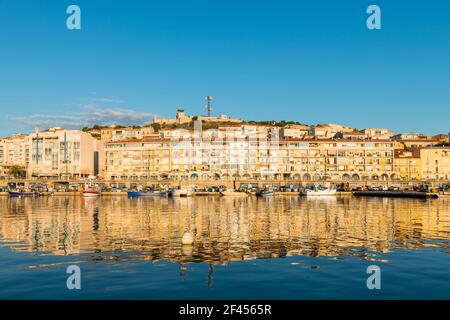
[0,0,449,136]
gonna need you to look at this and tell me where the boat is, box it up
[353,190,438,199]
[220,189,248,197]
[257,189,274,197]
[169,186,194,197]
[8,190,40,198]
[127,190,165,197]
[301,185,337,196]
[83,184,100,197]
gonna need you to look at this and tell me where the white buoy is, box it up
[181,232,194,245]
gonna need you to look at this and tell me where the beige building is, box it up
[154,108,242,125]
[309,124,356,139]
[100,126,154,142]
[420,146,450,180]
[0,134,31,179]
[27,128,102,179]
[103,126,395,181]
[394,149,422,180]
[394,133,432,141]
[361,128,393,140]
[397,139,438,149]
[280,125,310,139]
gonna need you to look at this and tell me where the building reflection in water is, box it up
[0,196,449,266]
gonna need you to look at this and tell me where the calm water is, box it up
[0,195,449,299]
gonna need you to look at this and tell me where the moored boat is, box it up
[83,184,100,197]
[301,185,337,196]
[220,189,248,197]
[8,190,40,198]
[257,189,274,197]
[169,186,194,197]
[128,190,165,197]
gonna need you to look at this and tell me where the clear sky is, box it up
[0,0,449,137]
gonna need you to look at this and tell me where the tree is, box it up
[151,123,161,132]
[8,165,26,178]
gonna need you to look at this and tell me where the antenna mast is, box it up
[205,96,213,117]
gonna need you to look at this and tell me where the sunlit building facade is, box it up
[27,128,102,179]
[421,147,450,180]
[103,127,395,181]
[394,150,422,180]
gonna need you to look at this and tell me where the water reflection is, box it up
[0,196,449,265]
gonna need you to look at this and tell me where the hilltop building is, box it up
[361,128,393,140]
[153,108,243,125]
[309,124,356,139]
[100,126,155,142]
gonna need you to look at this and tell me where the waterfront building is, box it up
[104,137,173,180]
[394,149,422,180]
[103,126,395,181]
[278,138,395,181]
[420,146,450,180]
[0,134,31,179]
[0,134,30,166]
[27,128,102,179]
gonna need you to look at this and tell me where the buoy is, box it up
[181,232,194,245]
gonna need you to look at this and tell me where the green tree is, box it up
[8,165,26,178]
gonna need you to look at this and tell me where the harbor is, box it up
[1,195,449,299]
[1,177,448,199]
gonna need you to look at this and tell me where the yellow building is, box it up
[104,137,173,180]
[103,126,396,181]
[394,150,422,180]
[420,146,450,180]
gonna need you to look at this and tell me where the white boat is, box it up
[83,183,100,197]
[220,189,248,197]
[301,185,337,196]
[170,186,194,197]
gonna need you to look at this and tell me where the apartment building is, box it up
[361,128,393,140]
[420,147,450,180]
[278,138,395,181]
[309,124,356,139]
[103,125,395,181]
[394,133,432,141]
[0,134,30,179]
[27,128,102,179]
[394,150,422,180]
[104,137,172,180]
[100,126,154,142]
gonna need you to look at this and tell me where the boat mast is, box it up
[64,132,68,180]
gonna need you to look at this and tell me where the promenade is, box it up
[1,177,449,190]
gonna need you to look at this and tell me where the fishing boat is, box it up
[257,189,274,197]
[220,189,248,197]
[127,190,165,197]
[301,185,337,196]
[83,184,100,197]
[8,190,40,198]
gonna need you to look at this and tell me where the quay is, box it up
[353,191,439,199]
